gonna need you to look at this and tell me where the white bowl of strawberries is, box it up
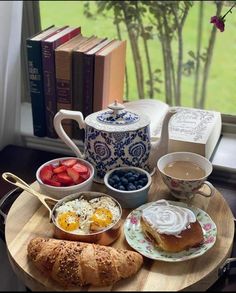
[36,157,94,199]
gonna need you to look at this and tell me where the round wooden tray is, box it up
[5,171,235,291]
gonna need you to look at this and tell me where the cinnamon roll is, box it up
[141,199,204,252]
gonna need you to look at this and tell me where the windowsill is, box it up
[210,133,236,172]
[210,133,236,185]
[20,103,84,155]
[21,103,236,179]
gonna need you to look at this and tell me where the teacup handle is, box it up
[53,109,86,159]
[195,181,216,198]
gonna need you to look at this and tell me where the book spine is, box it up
[42,27,81,139]
[72,52,85,140]
[101,55,111,110]
[56,52,73,137]
[103,41,126,108]
[42,41,58,138]
[83,54,95,117]
[93,55,105,112]
[56,79,73,136]
[54,27,81,48]
[26,39,46,137]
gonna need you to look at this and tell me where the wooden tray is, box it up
[5,171,235,291]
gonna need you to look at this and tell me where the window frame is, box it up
[21,1,236,139]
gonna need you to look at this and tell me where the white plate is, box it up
[124,200,217,262]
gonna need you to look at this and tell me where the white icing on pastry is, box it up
[142,199,196,237]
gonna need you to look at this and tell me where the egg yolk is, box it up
[57,211,80,231]
[91,208,113,227]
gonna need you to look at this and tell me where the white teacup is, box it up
[157,152,215,200]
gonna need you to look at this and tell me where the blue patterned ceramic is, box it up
[84,102,151,182]
[54,101,151,183]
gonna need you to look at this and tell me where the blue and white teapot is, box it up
[54,101,176,183]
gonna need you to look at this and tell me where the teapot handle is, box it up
[53,109,85,159]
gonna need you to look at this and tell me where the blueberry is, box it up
[142,177,148,185]
[127,183,136,191]
[137,185,143,190]
[139,173,147,180]
[108,178,115,186]
[118,185,126,191]
[125,172,133,179]
[116,170,125,177]
[134,180,139,187]
[128,176,135,183]
[113,183,119,189]
[112,175,120,183]
[133,173,139,180]
[121,177,128,186]
[138,179,144,186]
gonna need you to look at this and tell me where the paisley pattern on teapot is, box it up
[85,125,151,180]
[94,142,111,160]
[129,142,146,161]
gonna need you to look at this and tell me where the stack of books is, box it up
[26,25,127,139]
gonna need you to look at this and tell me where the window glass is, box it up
[39,1,236,115]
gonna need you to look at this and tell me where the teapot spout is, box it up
[148,108,177,172]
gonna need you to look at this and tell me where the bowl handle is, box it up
[2,172,57,220]
[53,109,86,159]
[0,187,21,226]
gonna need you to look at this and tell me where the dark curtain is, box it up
[21,0,41,102]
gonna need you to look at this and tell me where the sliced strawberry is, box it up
[40,165,53,182]
[66,167,81,184]
[61,159,78,168]
[80,170,90,181]
[52,174,61,183]
[72,163,88,174]
[56,172,74,185]
[53,165,67,174]
[51,161,60,168]
[44,178,62,187]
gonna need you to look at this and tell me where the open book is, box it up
[124,99,222,159]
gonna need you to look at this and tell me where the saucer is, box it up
[124,200,217,262]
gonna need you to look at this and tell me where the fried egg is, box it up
[91,208,113,228]
[55,196,120,234]
[57,211,80,231]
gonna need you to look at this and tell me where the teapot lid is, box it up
[85,101,150,132]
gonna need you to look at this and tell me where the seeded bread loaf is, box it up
[27,237,143,287]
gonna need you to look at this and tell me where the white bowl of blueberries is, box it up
[104,166,152,209]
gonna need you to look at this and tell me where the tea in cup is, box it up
[157,152,215,200]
